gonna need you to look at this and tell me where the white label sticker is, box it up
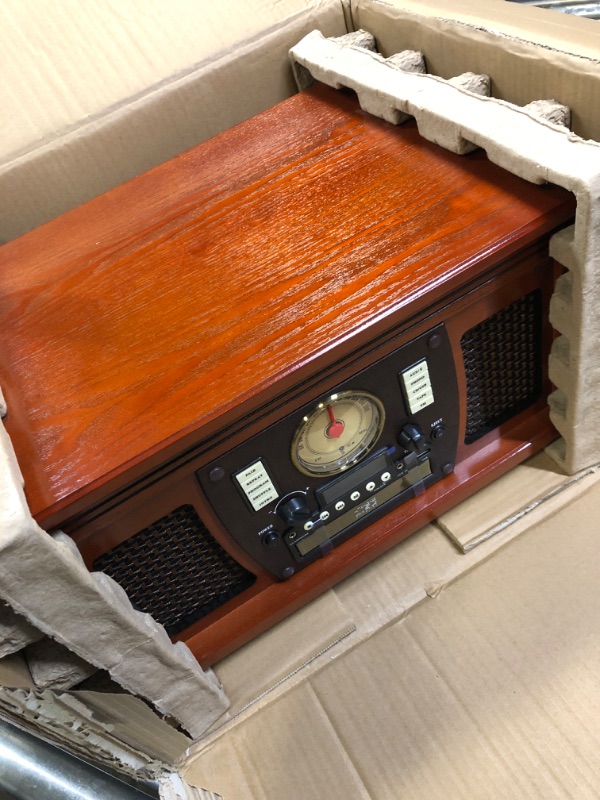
[402,359,434,414]
[235,461,279,511]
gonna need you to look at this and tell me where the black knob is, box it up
[398,423,426,453]
[277,495,311,526]
[431,423,446,440]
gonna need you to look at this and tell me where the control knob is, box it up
[277,494,312,527]
[399,423,427,454]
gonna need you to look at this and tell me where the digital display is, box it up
[234,460,279,511]
[295,526,330,557]
[316,449,389,507]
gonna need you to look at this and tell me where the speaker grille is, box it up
[93,504,256,636]
[462,290,543,444]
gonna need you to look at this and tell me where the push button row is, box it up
[295,470,396,533]
[330,471,393,514]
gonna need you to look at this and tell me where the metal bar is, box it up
[0,717,159,800]
[508,0,600,16]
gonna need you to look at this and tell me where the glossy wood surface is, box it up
[0,84,574,524]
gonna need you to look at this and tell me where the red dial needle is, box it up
[326,404,345,439]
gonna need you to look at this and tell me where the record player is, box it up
[0,84,575,665]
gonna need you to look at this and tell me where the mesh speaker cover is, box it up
[462,290,543,444]
[93,504,256,636]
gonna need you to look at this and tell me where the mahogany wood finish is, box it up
[0,84,575,665]
[0,84,574,525]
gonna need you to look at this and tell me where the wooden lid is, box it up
[0,85,574,522]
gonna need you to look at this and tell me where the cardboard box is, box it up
[1,2,600,798]
[0,0,347,242]
[184,465,600,799]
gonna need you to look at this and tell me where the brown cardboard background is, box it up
[0,0,347,243]
[352,0,600,140]
[2,2,600,795]
[185,476,600,799]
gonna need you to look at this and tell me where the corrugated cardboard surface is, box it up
[0,654,34,690]
[0,0,347,241]
[214,590,356,716]
[437,451,599,551]
[3,1,600,793]
[185,476,600,799]
[352,0,600,141]
[2,0,327,158]
[353,0,600,57]
[211,454,600,718]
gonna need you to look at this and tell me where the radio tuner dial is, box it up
[277,495,311,527]
[291,390,385,477]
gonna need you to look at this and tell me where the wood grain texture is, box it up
[0,84,574,523]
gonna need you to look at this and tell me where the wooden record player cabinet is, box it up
[0,85,575,665]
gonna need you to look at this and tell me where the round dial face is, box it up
[291,390,385,476]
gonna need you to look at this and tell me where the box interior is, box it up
[183,459,600,798]
[2,2,600,798]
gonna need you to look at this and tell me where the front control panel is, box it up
[198,324,459,579]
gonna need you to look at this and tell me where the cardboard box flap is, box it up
[213,589,356,716]
[1,0,341,163]
[188,683,372,799]
[352,0,600,141]
[354,0,600,58]
[0,1,348,241]
[184,480,600,799]
[73,691,192,764]
[0,653,34,689]
[437,450,599,551]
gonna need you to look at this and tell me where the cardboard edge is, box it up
[360,0,600,60]
[443,465,599,553]
[0,4,347,242]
